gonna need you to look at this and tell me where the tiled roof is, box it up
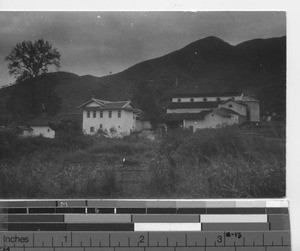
[220,99,247,106]
[172,91,243,98]
[16,125,33,131]
[165,108,240,122]
[77,99,139,111]
[242,95,259,102]
[165,111,210,121]
[76,98,107,109]
[167,101,219,109]
[102,101,129,109]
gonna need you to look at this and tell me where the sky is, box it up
[0,11,286,86]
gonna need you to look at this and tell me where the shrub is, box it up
[0,129,18,159]
[148,126,286,198]
[55,130,95,150]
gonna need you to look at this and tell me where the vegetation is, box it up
[0,36,286,125]
[4,39,62,118]
[5,39,60,82]
[0,122,285,198]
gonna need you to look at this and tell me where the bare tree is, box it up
[5,39,61,82]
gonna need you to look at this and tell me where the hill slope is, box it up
[0,36,286,121]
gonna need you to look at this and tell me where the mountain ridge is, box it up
[0,35,286,123]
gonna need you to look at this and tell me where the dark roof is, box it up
[212,108,234,118]
[16,125,33,131]
[165,108,241,122]
[172,91,243,98]
[76,99,141,112]
[242,95,259,102]
[167,101,219,109]
[220,99,247,107]
[165,110,211,121]
[102,101,130,109]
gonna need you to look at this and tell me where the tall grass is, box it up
[0,125,285,198]
[148,126,285,198]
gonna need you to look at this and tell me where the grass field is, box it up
[0,121,285,198]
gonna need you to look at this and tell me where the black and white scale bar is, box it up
[0,207,289,215]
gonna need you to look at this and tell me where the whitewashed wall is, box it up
[184,113,239,132]
[82,109,137,136]
[30,126,55,138]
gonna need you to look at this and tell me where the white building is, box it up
[17,123,55,138]
[165,91,259,132]
[77,98,149,137]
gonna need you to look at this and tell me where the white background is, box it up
[0,0,299,249]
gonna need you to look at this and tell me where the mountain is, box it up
[0,36,286,123]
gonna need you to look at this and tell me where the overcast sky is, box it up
[0,11,286,86]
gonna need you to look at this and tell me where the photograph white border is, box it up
[0,0,298,249]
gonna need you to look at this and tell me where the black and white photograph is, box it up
[0,11,286,199]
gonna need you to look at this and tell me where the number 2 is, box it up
[139,235,145,243]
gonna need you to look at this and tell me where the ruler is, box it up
[0,199,291,251]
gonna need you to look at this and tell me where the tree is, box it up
[5,39,60,82]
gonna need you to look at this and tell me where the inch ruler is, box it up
[0,199,291,251]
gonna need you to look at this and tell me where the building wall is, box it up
[172,94,243,103]
[218,101,247,116]
[82,109,136,136]
[21,130,33,137]
[244,102,260,122]
[136,120,152,131]
[120,110,136,135]
[167,108,211,114]
[30,126,55,138]
[184,113,239,132]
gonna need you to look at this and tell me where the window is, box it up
[100,110,103,118]
[87,111,90,118]
[47,128,50,132]
[217,97,221,101]
[109,111,112,118]
[100,124,102,129]
[90,127,94,132]
[178,98,181,102]
[93,111,96,118]
[229,104,233,108]
[190,98,194,102]
[203,98,207,102]
[118,110,121,118]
